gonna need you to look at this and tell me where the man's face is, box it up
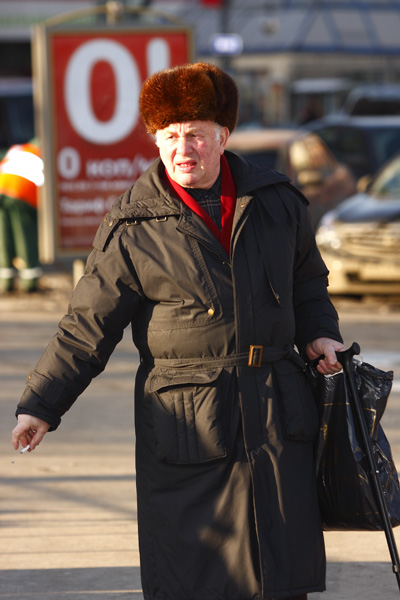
[156,120,229,189]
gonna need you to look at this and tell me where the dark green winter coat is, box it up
[17,151,342,600]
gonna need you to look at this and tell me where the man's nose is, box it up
[176,137,191,154]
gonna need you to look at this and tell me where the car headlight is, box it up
[316,213,342,250]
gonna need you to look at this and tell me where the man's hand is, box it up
[12,414,50,452]
[306,337,345,376]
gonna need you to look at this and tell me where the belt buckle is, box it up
[248,345,263,367]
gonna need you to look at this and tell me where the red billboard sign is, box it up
[35,25,192,258]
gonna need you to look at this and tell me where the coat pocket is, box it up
[273,359,319,442]
[147,367,227,464]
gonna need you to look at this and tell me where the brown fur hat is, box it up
[139,62,238,134]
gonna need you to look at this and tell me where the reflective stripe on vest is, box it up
[0,144,43,208]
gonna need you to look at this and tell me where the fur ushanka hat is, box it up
[139,62,238,135]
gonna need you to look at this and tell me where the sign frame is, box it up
[32,14,193,262]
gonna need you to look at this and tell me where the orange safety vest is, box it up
[0,143,44,209]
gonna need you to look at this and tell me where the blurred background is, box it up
[2,0,400,297]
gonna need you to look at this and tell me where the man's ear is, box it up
[220,127,230,153]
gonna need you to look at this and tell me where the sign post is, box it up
[32,6,193,262]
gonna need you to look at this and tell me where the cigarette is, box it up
[19,445,30,454]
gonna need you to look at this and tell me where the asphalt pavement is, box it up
[2,271,400,600]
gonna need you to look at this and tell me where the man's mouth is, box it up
[176,160,197,172]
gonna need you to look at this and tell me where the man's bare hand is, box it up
[12,414,50,452]
[306,337,345,376]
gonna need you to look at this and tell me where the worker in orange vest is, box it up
[0,142,44,292]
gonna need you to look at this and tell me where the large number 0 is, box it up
[64,38,170,145]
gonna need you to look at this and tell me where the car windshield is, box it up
[351,99,400,116]
[288,135,336,174]
[311,123,400,179]
[367,127,400,167]
[370,155,400,197]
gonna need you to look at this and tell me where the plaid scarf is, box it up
[165,154,236,255]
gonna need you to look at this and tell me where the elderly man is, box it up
[12,63,344,600]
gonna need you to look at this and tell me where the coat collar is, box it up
[224,150,290,196]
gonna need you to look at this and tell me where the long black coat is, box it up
[17,151,342,599]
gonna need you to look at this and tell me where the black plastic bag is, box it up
[308,357,400,531]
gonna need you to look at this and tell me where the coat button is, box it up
[208,308,215,316]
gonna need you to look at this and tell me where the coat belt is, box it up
[151,345,306,371]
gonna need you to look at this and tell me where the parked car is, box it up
[306,115,400,180]
[226,127,356,226]
[0,78,34,159]
[316,153,400,295]
[341,83,400,117]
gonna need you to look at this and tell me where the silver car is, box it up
[316,153,400,295]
